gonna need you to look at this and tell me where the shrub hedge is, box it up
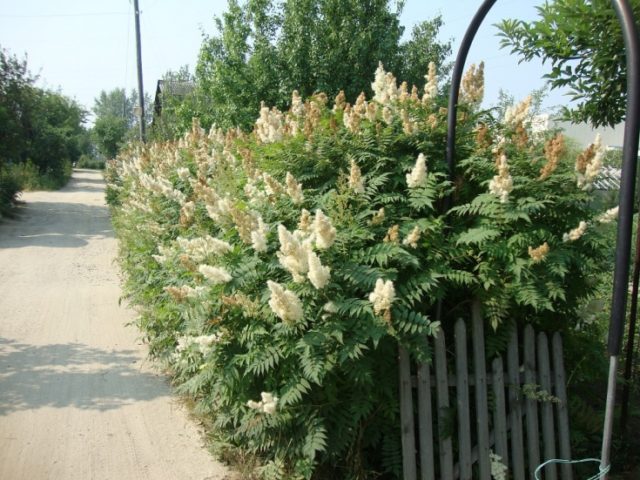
[106,64,613,479]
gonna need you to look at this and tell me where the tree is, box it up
[1,45,88,185]
[28,90,87,176]
[91,87,152,158]
[92,88,137,127]
[397,16,452,89]
[194,0,451,131]
[497,0,640,127]
[0,46,36,168]
[92,115,128,159]
[278,0,405,101]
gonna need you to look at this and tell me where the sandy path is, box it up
[0,170,229,480]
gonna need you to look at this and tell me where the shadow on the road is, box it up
[0,338,169,415]
[0,201,114,249]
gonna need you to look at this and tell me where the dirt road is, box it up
[0,170,229,480]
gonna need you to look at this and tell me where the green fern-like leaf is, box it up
[456,227,501,246]
[302,417,328,461]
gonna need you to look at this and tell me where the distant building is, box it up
[152,80,195,126]
[552,119,625,150]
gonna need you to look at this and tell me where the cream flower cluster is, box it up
[577,134,604,190]
[175,333,222,356]
[251,215,269,252]
[460,62,484,105]
[371,62,399,105]
[176,167,191,181]
[198,265,232,284]
[277,224,313,282]
[349,159,365,194]
[489,154,514,203]
[180,201,196,224]
[177,236,232,262]
[152,254,167,264]
[307,250,331,289]
[285,172,305,204]
[164,284,207,300]
[597,206,619,224]
[255,102,284,143]
[369,278,395,315]
[139,172,186,204]
[153,244,175,264]
[402,226,421,249]
[343,92,378,133]
[406,153,428,188]
[276,221,332,288]
[290,90,305,118]
[313,209,337,249]
[267,280,304,324]
[423,62,438,104]
[489,451,508,480]
[563,221,588,242]
[247,392,279,415]
[504,96,532,127]
[528,242,549,263]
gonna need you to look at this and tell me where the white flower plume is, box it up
[406,153,428,188]
[307,250,331,289]
[198,265,232,284]
[267,280,304,324]
[314,210,336,250]
[369,278,395,315]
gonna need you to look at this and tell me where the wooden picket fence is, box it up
[399,299,573,480]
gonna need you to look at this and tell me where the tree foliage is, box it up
[192,0,451,131]
[497,0,640,127]
[91,87,153,158]
[0,44,88,200]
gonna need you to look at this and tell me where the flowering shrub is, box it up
[107,62,612,479]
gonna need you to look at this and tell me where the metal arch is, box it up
[445,0,496,181]
[608,0,640,356]
[445,1,640,477]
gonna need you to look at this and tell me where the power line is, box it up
[0,12,128,19]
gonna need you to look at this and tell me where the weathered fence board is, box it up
[399,346,417,480]
[472,301,491,480]
[434,331,454,479]
[538,332,558,480]
[417,359,435,480]
[524,325,541,478]
[399,315,572,480]
[507,329,526,480]
[455,320,472,480]
[553,333,573,480]
[492,357,509,469]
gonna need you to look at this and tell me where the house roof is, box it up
[153,79,196,121]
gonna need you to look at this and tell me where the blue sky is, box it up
[0,0,567,120]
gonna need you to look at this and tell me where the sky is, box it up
[0,0,569,123]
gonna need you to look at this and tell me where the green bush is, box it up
[76,154,105,170]
[107,64,613,479]
[5,158,72,191]
[0,166,21,216]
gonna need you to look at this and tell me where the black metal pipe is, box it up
[445,0,497,184]
[608,0,640,356]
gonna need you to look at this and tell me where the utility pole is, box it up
[133,0,145,142]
